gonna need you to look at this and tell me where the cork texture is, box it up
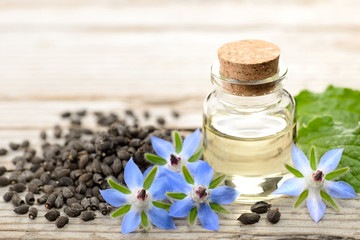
[217,40,280,96]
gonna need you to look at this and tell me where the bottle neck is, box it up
[214,86,283,109]
[210,59,288,109]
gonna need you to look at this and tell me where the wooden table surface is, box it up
[0,0,360,239]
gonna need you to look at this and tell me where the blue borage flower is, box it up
[145,129,203,190]
[273,144,358,223]
[100,158,175,234]
[166,161,240,231]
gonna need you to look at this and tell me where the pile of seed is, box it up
[237,201,281,225]
[0,109,176,228]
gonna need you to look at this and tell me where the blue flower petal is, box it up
[209,186,240,204]
[169,196,194,217]
[291,143,311,175]
[187,160,204,175]
[121,208,141,234]
[151,136,175,160]
[124,158,144,189]
[306,188,326,223]
[318,148,344,174]
[198,203,219,231]
[99,189,128,207]
[324,180,358,199]
[180,129,201,159]
[194,161,214,187]
[147,206,176,230]
[272,178,306,196]
[148,175,168,200]
[164,169,192,193]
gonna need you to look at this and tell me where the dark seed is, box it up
[90,196,99,210]
[37,194,49,204]
[45,193,57,209]
[0,148,8,156]
[56,216,69,228]
[92,173,103,185]
[81,198,91,210]
[9,183,26,193]
[54,125,62,139]
[58,177,74,186]
[100,163,113,176]
[70,202,84,211]
[40,173,51,185]
[28,182,40,194]
[156,117,165,126]
[79,172,92,183]
[25,192,35,205]
[14,205,29,214]
[45,210,60,221]
[66,197,79,206]
[0,176,10,186]
[28,207,38,219]
[99,202,108,215]
[251,201,272,214]
[55,195,64,208]
[3,191,16,202]
[143,111,150,119]
[80,211,95,221]
[9,142,20,151]
[21,140,30,149]
[267,208,281,224]
[64,206,81,217]
[76,110,87,117]
[42,185,55,194]
[238,213,260,225]
[11,194,25,206]
[62,187,74,198]
[78,155,89,169]
[76,181,86,194]
[61,112,71,118]
[40,131,47,140]
[0,166,6,176]
[172,110,180,118]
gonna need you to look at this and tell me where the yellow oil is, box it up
[203,112,295,202]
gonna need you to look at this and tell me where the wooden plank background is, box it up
[0,0,360,239]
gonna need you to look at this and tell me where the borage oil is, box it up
[203,40,295,202]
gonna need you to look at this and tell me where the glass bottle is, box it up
[202,40,295,202]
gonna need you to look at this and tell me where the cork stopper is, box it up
[217,40,281,96]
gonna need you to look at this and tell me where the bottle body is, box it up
[202,61,295,202]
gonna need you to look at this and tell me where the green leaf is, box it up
[145,153,167,165]
[209,202,231,214]
[325,167,349,181]
[182,165,194,185]
[320,190,339,210]
[285,164,304,178]
[295,86,360,129]
[295,86,360,192]
[141,211,150,228]
[111,204,131,217]
[174,131,182,154]
[188,207,197,226]
[152,201,171,211]
[166,193,187,200]
[143,166,158,190]
[209,174,226,189]
[310,146,317,171]
[296,116,360,192]
[108,178,131,194]
[188,147,203,162]
[294,190,308,209]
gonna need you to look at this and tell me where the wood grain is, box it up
[0,0,360,239]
